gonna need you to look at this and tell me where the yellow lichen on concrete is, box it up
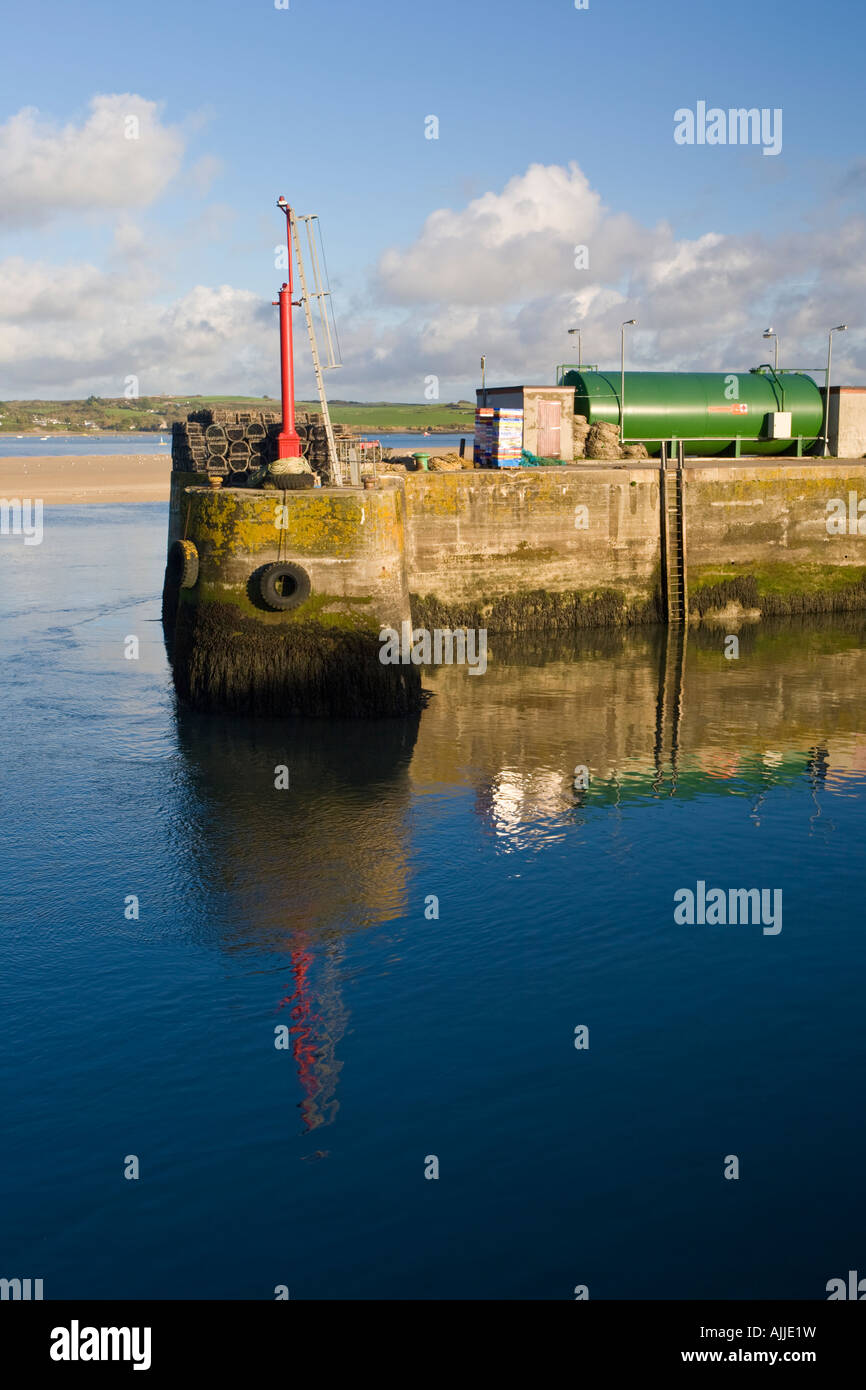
[188,487,378,562]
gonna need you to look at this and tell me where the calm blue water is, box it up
[0,432,472,458]
[0,433,173,457]
[1,505,865,1300]
[362,432,472,451]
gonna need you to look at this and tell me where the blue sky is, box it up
[2,0,864,398]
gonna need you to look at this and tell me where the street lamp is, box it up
[823,325,847,457]
[567,327,582,370]
[763,327,779,371]
[480,354,486,406]
[621,320,636,444]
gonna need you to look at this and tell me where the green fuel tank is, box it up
[561,368,824,457]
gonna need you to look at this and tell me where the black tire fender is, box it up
[167,539,199,589]
[259,561,312,611]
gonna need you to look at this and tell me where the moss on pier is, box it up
[193,576,381,630]
[688,563,866,618]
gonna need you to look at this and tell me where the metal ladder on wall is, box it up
[289,211,350,484]
[653,620,687,795]
[660,440,688,624]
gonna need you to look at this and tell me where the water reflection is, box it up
[276,944,348,1132]
[174,711,420,1129]
[173,616,866,1127]
[412,618,866,847]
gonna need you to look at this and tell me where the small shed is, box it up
[475,386,577,461]
[829,387,866,458]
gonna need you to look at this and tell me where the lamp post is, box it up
[823,324,847,457]
[480,354,486,406]
[620,320,636,444]
[763,327,779,371]
[567,327,582,370]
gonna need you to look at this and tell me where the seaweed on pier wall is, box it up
[688,575,761,617]
[162,571,180,653]
[172,600,422,718]
[688,567,866,619]
[410,586,663,633]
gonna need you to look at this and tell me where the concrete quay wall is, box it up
[402,461,866,628]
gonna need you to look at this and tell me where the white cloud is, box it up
[363,163,866,391]
[0,255,272,396]
[0,95,184,227]
[0,148,863,399]
[376,162,614,305]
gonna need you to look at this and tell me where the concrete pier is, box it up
[164,459,866,717]
[166,481,420,716]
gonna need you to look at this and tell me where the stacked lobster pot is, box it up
[270,411,327,478]
[302,417,354,475]
[171,408,367,485]
[173,409,284,483]
[305,419,370,481]
[170,418,208,471]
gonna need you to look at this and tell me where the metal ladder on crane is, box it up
[660,440,688,624]
[289,211,350,485]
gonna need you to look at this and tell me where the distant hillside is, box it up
[0,395,476,434]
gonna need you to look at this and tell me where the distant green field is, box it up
[0,395,476,434]
[302,401,475,430]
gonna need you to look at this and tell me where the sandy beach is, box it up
[0,454,171,505]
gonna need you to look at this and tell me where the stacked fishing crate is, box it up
[491,407,524,467]
[474,407,494,467]
[472,406,524,468]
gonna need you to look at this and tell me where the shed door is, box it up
[537,400,561,457]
